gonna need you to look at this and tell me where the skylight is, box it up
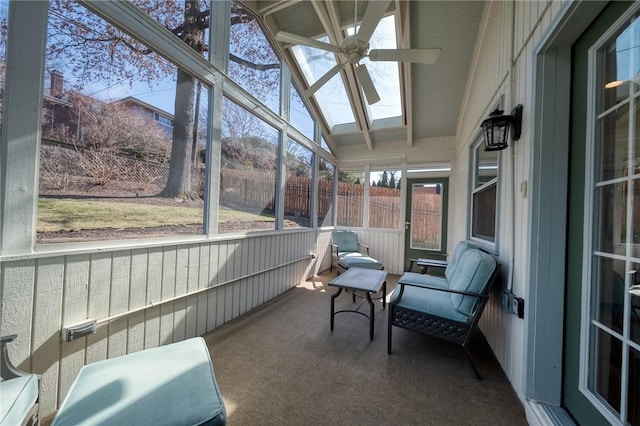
[347,15,402,124]
[289,13,402,134]
[291,39,355,129]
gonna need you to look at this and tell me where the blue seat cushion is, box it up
[449,249,496,315]
[396,271,449,289]
[52,337,225,426]
[0,374,38,426]
[338,252,382,269]
[391,285,469,322]
[332,230,359,253]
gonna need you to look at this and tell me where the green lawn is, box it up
[37,198,275,232]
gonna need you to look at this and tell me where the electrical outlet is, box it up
[501,291,510,311]
[513,297,525,319]
[502,290,515,313]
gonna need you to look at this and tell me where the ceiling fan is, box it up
[275,0,441,105]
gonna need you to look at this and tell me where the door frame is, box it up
[526,0,632,422]
[569,3,639,424]
[403,177,449,270]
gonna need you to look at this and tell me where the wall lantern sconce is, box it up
[480,104,523,151]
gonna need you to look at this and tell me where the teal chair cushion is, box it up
[52,337,225,426]
[394,271,449,289]
[332,230,359,253]
[337,252,382,269]
[449,249,497,315]
[444,241,470,281]
[0,374,38,426]
[391,285,469,322]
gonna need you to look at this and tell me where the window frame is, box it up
[468,134,501,252]
[579,6,640,424]
[0,0,344,255]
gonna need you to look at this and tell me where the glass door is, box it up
[403,178,448,271]
[567,3,640,424]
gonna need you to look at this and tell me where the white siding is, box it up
[452,0,567,398]
[355,229,405,275]
[0,230,318,418]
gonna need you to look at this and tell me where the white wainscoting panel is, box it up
[0,230,319,418]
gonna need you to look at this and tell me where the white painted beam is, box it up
[0,2,48,254]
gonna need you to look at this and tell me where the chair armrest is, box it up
[1,334,18,344]
[1,334,33,380]
[396,279,489,299]
[357,243,370,255]
[331,243,339,254]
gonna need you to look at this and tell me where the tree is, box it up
[73,94,170,156]
[46,0,280,199]
[221,100,267,142]
[338,170,363,185]
[220,99,277,170]
[380,171,389,188]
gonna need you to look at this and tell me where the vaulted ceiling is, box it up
[247,1,485,161]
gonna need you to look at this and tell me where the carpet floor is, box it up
[203,270,528,426]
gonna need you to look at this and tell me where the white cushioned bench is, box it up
[52,337,226,426]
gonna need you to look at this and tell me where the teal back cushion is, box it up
[449,249,496,315]
[445,241,470,281]
[333,231,359,252]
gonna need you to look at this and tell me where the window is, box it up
[288,11,403,133]
[228,6,281,114]
[337,171,364,227]
[290,83,314,141]
[38,1,210,243]
[291,36,355,130]
[320,135,331,153]
[470,139,499,246]
[409,181,444,251]
[584,11,640,424]
[219,98,278,233]
[346,15,402,125]
[370,170,401,229]
[317,159,334,227]
[154,113,173,127]
[284,139,313,229]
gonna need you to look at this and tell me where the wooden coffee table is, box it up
[328,267,388,340]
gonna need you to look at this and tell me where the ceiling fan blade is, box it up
[303,63,345,97]
[275,31,342,54]
[356,0,392,44]
[355,64,381,105]
[369,48,441,64]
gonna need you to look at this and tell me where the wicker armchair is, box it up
[388,247,499,379]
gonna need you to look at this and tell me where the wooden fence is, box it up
[409,190,442,248]
[40,145,442,235]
